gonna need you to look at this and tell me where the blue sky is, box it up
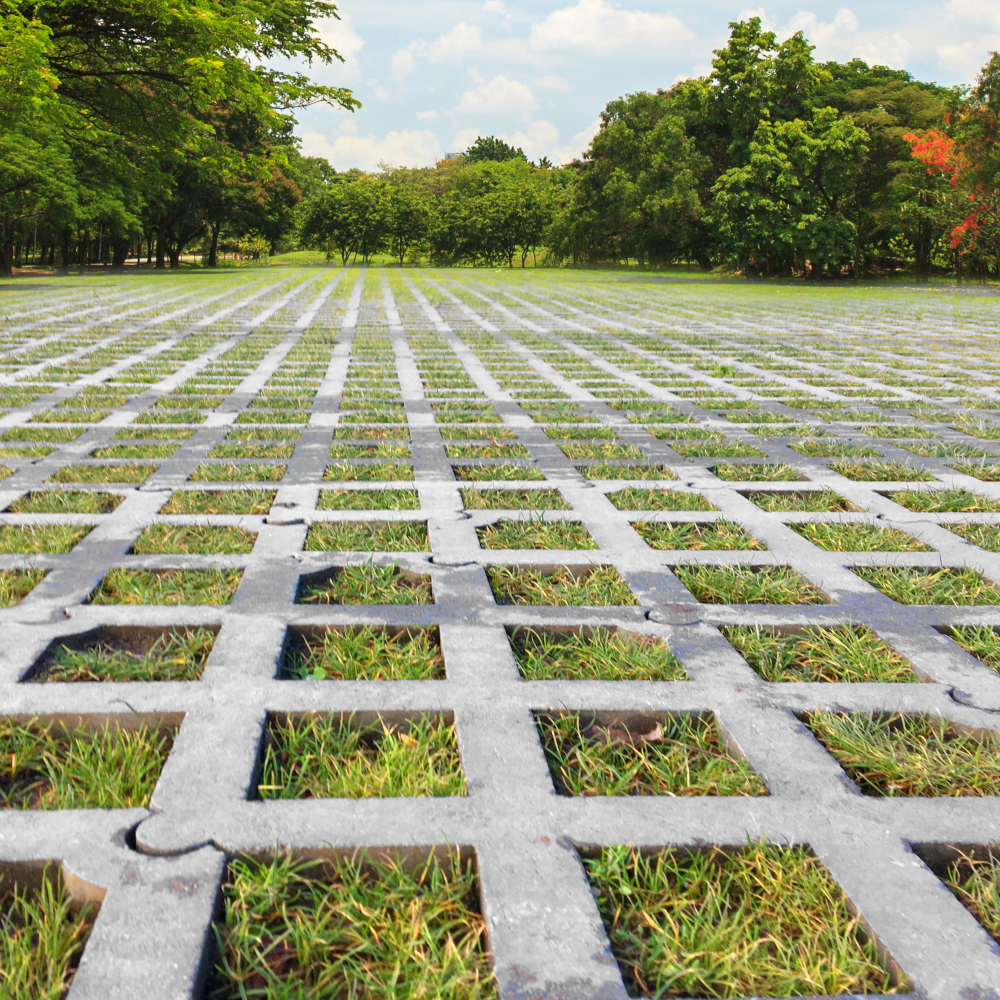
[284,0,1000,170]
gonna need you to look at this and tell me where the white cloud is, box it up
[315,13,364,81]
[787,8,859,51]
[450,128,482,153]
[538,74,572,92]
[301,124,442,171]
[501,120,560,159]
[551,118,601,165]
[456,75,538,115]
[945,0,1000,31]
[429,23,484,63]
[483,0,506,12]
[530,0,692,54]
[416,110,440,121]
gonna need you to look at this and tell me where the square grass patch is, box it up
[452,464,545,481]
[0,427,83,442]
[0,524,92,553]
[885,488,1000,514]
[508,627,687,681]
[324,462,414,482]
[89,445,178,460]
[805,712,1000,796]
[461,489,569,510]
[0,718,175,808]
[189,463,286,482]
[160,490,276,515]
[713,464,804,482]
[559,443,647,460]
[674,565,825,604]
[89,569,243,605]
[721,625,917,682]
[257,713,465,799]
[335,425,410,440]
[608,488,717,511]
[851,566,1000,605]
[790,522,929,552]
[932,848,1000,949]
[634,520,763,551]
[948,461,1000,481]
[578,464,675,480]
[445,443,529,458]
[329,443,412,459]
[943,625,1000,674]
[477,518,596,550]
[47,464,156,484]
[113,427,197,440]
[131,524,256,555]
[584,843,896,998]
[743,490,859,512]
[537,712,765,797]
[789,439,882,458]
[829,460,936,482]
[0,445,55,458]
[669,438,765,459]
[317,489,419,511]
[209,443,296,459]
[488,565,635,606]
[0,569,46,607]
[296,564,433,605]
[305,521,429,552]
[211,852,491,997]
[282,626,444,680]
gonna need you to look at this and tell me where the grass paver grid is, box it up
[0,265,999,998]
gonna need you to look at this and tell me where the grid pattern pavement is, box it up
[2,266,1000,998]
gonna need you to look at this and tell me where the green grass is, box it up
[160,490,276,514]
[851,566,1000,605]
[446,442,529,458]
[335,425,410,440]
[537,712,764,797]
[6,491,123,514]
[89,568,243,605]
[47,464,156,483]
[0,718,174,809]
[744,490,859,512]
[329,443,411,458]
[324,462,414,481]
[583,843,896,998]
[487,565,635,605]
[317,489,419,510]
[947,461,1000,480]
[32,627,215,683]
[0,569,46,607]
[721,626,916,682]
[226,426,302,441]
[674,565,825,604]
[296,563,433,605]
[579,463,675,480]
[283,627,443,680]
[805,712,1000,796]
[189,463,286,482]
[559,442,647,460]
[258,714,465,799]
[634,520,763,551]
[0,524,92,553]
[940,852,1000,946]
[829,459,936,482]
[887,488,1000,513]
[0,445,55,458]
[669,437,765,459]
[607,488,717,511]
[943,523,1000,552]
[790,522,929,552]
[89,444,178,459]
[305,521,429,551]
[131,524,256,554]
[544,425,617,440]
[861,424,936,439]
[0,875,94,1000]
[509,628,688,680]
[209,443,296,459]
[0,427,82,442]
[452,464,544,481]
[210,852,492,999]
[903,443,990,459]
[789,439,882,458]
[113,427,197,440]
[946,625,1000,673]
[31,409,110,424]
[477,518,596,550]
[714,464,803,481]
[461,488,569,510]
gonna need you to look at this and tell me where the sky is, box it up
[282,0,1000,171]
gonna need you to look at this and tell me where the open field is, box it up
[2,264,1000,997]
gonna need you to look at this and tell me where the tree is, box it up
[463,136,528,164]
[386,186,431,265]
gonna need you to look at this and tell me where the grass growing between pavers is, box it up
[488,565,636,605]
[948,461,1000,481]
[452,463,545,481]
[90,569,243,605]
[324,462,415,482]
[509,628,688,680]
[608,488,717,511]
[47,464,156,484]
[305,521,430,551]
[805,712,1000,796]
[317,488,420,510]
[89,444,178,459]
[721,626,916,682]
[283,627,444,680]
[850,566,1000,605]
[939,852,1000,945]
[583,843,897,998]
[477,518,597,550]
[160,490,276,514]
[446,442,530,458]
[0,569,46,607]
[634,520,764,551]
[189,463,287,482]
[790,522,930,552]
[208,443,296,459]
[829,460,937,482]
[0,875,95,999]
[885,488,1000,513]
[258,714,465,798]
[131,524,256,554]
[946,524,1000,551]
[536,713,764,797]
[5,491,123,514]
[744,490,859,512]
[713,463,803,482]
[579,463,675,480]
[297,563,433,605]
[789,439,882,458]
[461,488,569,510]
[945,625,1000,673]
[0,719,174,808]
[0,524,92,553]
[31,628,216,682]
[210,852,492,999]
[329,443,412,459]
[674,565,825,604]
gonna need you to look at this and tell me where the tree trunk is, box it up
[0,211,12,279]
[208,222,221,268]
[168,240,181,268]
[955,249,962,284]
[155,230,166,269]
[111,237,128,269]
[61,227,71,268]
[854,216,861,281]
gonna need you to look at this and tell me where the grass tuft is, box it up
[851,566,1000,605]
[283,627,443,680]
[90,569,242,605]
[296,563,433,605]
[0,524,92,553]
[477,518,596,550]
[317,489,419,510]
[674,565,824,604]
[47,464,155,484]
[488,565,635,605]
[886,488,1000,513]
[131,524,256,554]
[714,464,802,482]
[305,521,429,551]
[608,488,716,511]
[744,490,858,512]
[160,490,275,515]
[947,625,1000,673]
[634,520,763,551]
[829,459,936,482]
[6,491,123,514]
[790,521,929,552]
[461,489,569,510]
[0,569,46,607]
